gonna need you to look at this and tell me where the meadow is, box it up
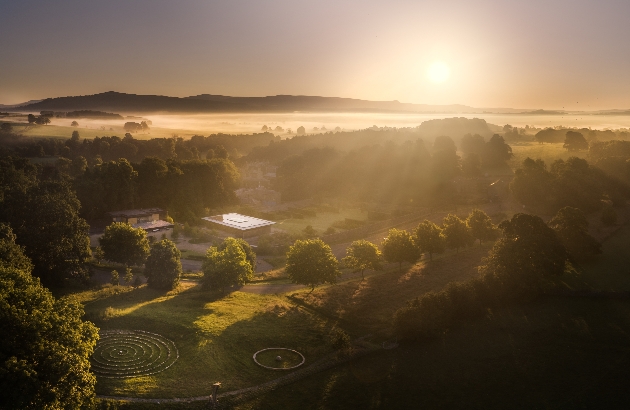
[270,207,367,236]
[77,282,339,399]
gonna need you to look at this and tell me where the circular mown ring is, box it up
[253,348,305,370]
[91,330,179,378]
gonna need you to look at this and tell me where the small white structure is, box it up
[202,213,275,238]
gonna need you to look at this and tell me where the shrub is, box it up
[331,329,351,350]
[110,270,119,286]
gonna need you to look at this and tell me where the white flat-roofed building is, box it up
[202,213,275,238]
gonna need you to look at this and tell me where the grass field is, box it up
[272,208,367,236]
[76,282,341,399]
[509,141,588,168]
[233,224,630,409]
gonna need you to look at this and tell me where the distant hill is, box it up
[0,99,43,109]
[65,110,124,119]
[8,91,519,114]
[517,109,568,115]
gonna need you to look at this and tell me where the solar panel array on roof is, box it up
[202,213,275,231]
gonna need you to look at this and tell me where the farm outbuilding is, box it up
[202,213,275,238]
[106,208,173,232]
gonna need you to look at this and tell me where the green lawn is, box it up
[77,282,340,399]
[273,208,367,236]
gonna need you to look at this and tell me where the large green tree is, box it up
[1,178,92,285]
[482,134,513,168]
[286,239,340,291]
[548,206,601,262]
[460,133,485,156]
[99,222,150,267]
[342,240,382,279]
[563,131,589,152]
[414,220,445,261]
[480,213,568,296]
[75,158,138,220]
[510,158,556,212]
[0,229,98,409]
[218,237,256,271]
[382,229,420,271]
[145,239,182,290]
[442,214,474,252]
[202,237,253,292]
[466,209,499,245]
[0,224,32,273]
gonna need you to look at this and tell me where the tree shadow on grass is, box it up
[92,283,341,399]
[292,245,490,333]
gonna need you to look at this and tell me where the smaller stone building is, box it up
[107,208,172,231]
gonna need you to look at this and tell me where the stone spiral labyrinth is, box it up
[91,330,179,378]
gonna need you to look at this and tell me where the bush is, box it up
[110,270,119,286]
[331,329,351,350]
[123,267,133,285]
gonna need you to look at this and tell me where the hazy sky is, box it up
[1,0,630,110]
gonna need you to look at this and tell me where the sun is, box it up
[427,61,451,84]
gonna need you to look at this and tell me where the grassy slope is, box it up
[291,244,493,335]
[235,225,630,409]
[79,282,338,398]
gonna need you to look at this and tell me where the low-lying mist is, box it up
[7,111,630,140]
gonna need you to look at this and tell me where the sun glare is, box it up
[427,61,450,84]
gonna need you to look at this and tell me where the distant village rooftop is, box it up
[202,213,275,238]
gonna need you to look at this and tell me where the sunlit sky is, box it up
[1,0,630,110]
